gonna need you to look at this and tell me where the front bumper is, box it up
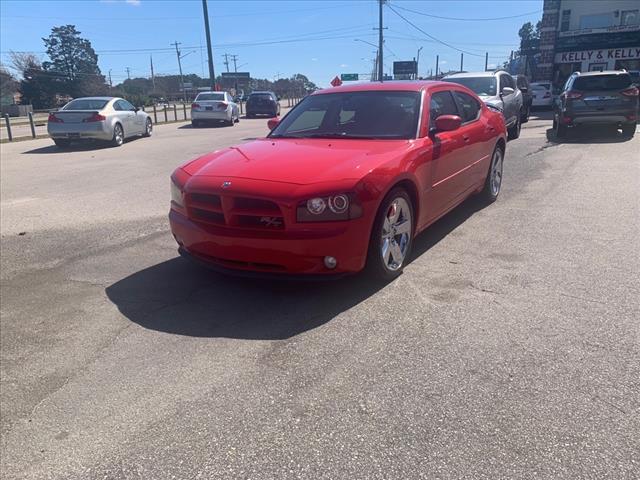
[169,209,370,275]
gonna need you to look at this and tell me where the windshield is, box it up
[197,93,225,101]
[270,91,421,140]
[249,94,273,100]
[532,83,551,91]
[573,74,631,91]
[63,99,109,110]
[443,77,497,96]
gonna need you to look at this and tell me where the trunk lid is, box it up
[50,110,100,124]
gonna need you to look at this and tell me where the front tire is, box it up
[142,118,152,137]
[111,123,124,147]
[479,144,504,204]
[366,188,414,281]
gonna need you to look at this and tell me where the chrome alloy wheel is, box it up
[114,124,124,145]
[380,197,412,271]
[146,118,153,135]
[490,147,503,196]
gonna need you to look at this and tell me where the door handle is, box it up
[463,135,470,143]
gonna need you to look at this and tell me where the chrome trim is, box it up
[416,89,425,138]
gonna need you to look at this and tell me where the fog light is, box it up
[324,256,337,269]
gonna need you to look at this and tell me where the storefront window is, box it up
[621,10,639,26]
[615,59,640,72]
[579,13,614,30]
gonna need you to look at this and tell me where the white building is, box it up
[537,0,640,86]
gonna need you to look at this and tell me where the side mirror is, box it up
[267,117,281,130]
[434,114,462,132]
[134,107,140,112]
[519,86,528,93]
[501,86,515,96]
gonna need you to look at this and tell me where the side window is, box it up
[500,74,515,90]
[121,100,135,110]
[452,91,481,123]
[113,100,124,111]
[429,91,459,129]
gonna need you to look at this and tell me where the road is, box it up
[1,113,638,479]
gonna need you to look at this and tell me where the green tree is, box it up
[42,25,106,97]
[10,52,56,108]
[0,66,18,106]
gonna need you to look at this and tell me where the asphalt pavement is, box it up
[1,112,638,479]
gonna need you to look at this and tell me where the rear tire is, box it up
[553,114,567,139]
[479,144,504,204]
[111,123,124,147]
[191,120,200,128]
[507,116,521,140]
[622,122,636,138]
[53,139,71,148]
[521,105,530,123]
[366,188,414,281]
[142,118,152,137]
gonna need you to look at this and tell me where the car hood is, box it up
[183,138,410,185]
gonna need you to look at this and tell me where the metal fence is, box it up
[1,97,305,142]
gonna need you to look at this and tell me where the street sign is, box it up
[340,73,358,81]
[393,61,417,76]
[220,72,251,90]
[330,76,343,87]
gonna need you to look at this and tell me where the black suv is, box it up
[553,70,638,138]
[246,91,280,118]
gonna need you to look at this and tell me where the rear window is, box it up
[196,93,225,101]
[249,93,273,100]
[573,74,631,91]
[531,83,551,90]
[443,77,497,96]
[63,99,109,110]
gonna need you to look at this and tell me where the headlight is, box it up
[297,194,361,222]
[171,179,184,208]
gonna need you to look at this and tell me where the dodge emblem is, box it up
[222,181,232,189]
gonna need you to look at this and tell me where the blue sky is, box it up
[0,0,542,87]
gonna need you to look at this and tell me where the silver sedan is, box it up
[47,96,152,148]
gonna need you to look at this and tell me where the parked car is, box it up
[191,91,239,127]
[47,96,152,148]
[169,81,507,280]
[516,74,532,122]
[443,71,524,140]
[246,91,280,118]
[530,82,554,109]
[553,70,638,138]
[629,70,640,87]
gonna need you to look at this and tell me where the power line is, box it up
[386,4,485,57]
[392,4,542,21]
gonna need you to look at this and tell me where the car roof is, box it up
[70,96,116,101]
[574,70,629,77]
[313,80,452,95]
[443,71,501,79]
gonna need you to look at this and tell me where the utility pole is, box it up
[231,54,239,72]
[126,67,131,80]
[223,53,230,72]
[460,53,464,72]
[150,54,155,89]
[202,0,216,90]
[377,0,384,82]
[172,41,186,102]
[416,47,423,79]
[108,69,113,88]
[485,52,489,71]
[435,55,439,78]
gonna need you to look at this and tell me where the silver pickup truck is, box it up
[443,71,524,140]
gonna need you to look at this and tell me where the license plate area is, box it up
[205,106,213,111]
[67,133,80,138]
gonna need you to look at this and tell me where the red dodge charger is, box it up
[170,81,507,279]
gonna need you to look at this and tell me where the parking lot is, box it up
[1,112,639,479]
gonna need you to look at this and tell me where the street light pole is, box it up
[378,0,384,82]
[202,0,216,90]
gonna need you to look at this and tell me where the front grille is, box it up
[186,192,285,230]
